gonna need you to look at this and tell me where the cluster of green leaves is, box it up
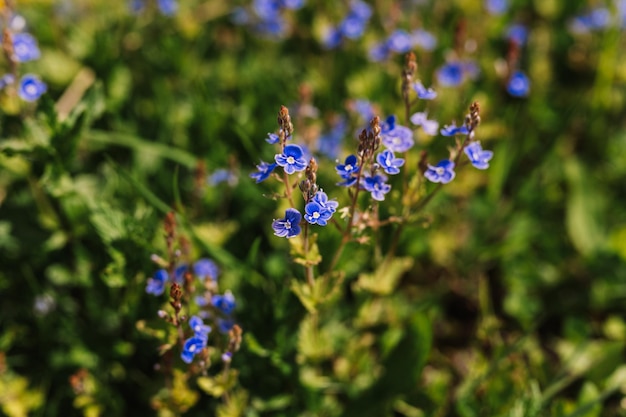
[1,0,626,416]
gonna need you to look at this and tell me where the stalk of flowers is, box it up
[0,3,47,103]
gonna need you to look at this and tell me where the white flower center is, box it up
[287,156,295,164]
[435,167,445,175]
[189,345,197,353]
[345,164,353,171]
[312,212,320,219]
[25,84,37,95]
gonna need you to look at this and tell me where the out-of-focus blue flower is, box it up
[363,173,391,201]
[189,315,212,340]
[506,24,528,46]
[411,29,437,51]
[410,112,439,136]
[146,269,168,296]
[266,133,280,144]
[208,169,238,186]
[195,295,210,307]
[194,258,219,281]
[368,42,390,62]
[312,190,338,213]
[507,70,530,97]
[275,144,307,174]
[0,74,15,90]
[304,201,332,225]
[12,33,40,62]
[464,141,494,169]
[250,161,277,183]
[157,0,178,15]
[340,15,367,39]
[280,0,305,9]
[436,62,464,87]
[336,154,360,179]
[440,122,469,136]
[218,318,235,333]
[254,0,280,19]
[256,16,287,37]
[569,7,614,33]
[173,264,188,284]
[272,208,302,238]
[386,30,413,53]
[377,150,405,175]
[322,26,343,49]
[18,74,46,102]
[212,291,236,315]
[129,0,145,13]
[424,160,456,184]
[353,99,375,121]
[181,336,206,364]
[381,116,414,152]
[413,82,437,100]
[350,0,372,19]
[485,0,508,15]
[318,116,346,159]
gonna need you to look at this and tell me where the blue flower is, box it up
[208,169,238,186]
[189,315,212,340]
[181,336,206,364]
[424,160,456,184]
[506,24,528,46]
[254,0,280,19]
[266,133,280,144]
[212,291,236,315]
[146,269,168,296]
[368,42,389,62]
[129,0,145,13]
[386,30,412,53]
[250,161,276,183]
[437,62,464,87]
[322,26,343,49]
[350,0,372,20]
[280,0,304,9]
[381,116,414,152]
[12,33,40,62]
[195,294,210,307]
[318,116,346,159]
[218,318,235,333]
[485,0,508,15]
[0,74,15,90]
[440,122,469,137]
[507,70,530,97]
[174,264,188,284]
[157,0,178,15]
[272,208,302,238]
[336,154,360,179]
[377,150,405,175]
[363,174,391,201]
[312,190,338,213]
[193,258,219,281]
[304,201,332,226]
[411,29,437,51]
[410,112,439,136]
[413,82,437,100]
[353,99,375,121]
[275,144,307,174]
[464,142,494,170]
[337,176,358,187]
[18,74,46,102]
[339,15,367,39]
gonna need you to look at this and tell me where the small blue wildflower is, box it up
[256,17,287,37]
[195,294,210,307]
[386,30,413,53]
[181,336,206,364]
[377,150,405,175]
[174,264,188,284]
[129,0,145,13]
[322,26,343,49]
[189,315,212,340]
[222,351,233,362]
[353,99,376,121]
[413,82,437,100]
[507,70,530,97]
[340,15,367,39]
[218,318,235,333]
[437,62,464,87]
[485,0,508,15]
[410,112,439,136]
[411,29,437,51]
[336,154,360,179]
[208,169,238,186]
[157,0,178,15]
[440,122,469,137]
[506,24,528,46]
[18,74,46,102]
[146,269,168,296]
[0,74,15,90]
[363,174,391,201]
[272,208,302,238]
[250,161,277,183]
[464,142,494,170]
[254,0,280,19]
[266,133,280,144]
[368,42,389,62]
[12,33,40,62]
[304,201,332,225]
[212,291,236,315]
[312,190,338,213]
[275,144,307,174]
[381,116,414,152]
[424,160,456,184]
[350,0,372,20]
[280,0,304,8]
[193,258,219,281]
[318,116,347,159]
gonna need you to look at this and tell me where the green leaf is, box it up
[353,257,413,295]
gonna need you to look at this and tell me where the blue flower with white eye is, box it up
[411,29,437,51]
[272,208,302,238]
[377,150,405,175]
[413,82,437,100]
[146,269,168,296]
[381,116,414,152]
[507,70,530,97]
[194,258,219,281]
[410,112,439,136]
[189,315,212,340]
[312,190,338,213]
[212,291,236,315]
[12,33,40,62]
[304,201,332,225]
[363,173,391,201]
[424,160,456,184]
[336,154,360,179]
[275,144,307,174]
[250,161,276,183]
[18,74,46,102]
[181,336,206,364]
[464,141,494,169]
[440,122,469,137]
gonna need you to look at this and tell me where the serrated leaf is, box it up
[289,234,322,267]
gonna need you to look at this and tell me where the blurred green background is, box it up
[1,0,626,416]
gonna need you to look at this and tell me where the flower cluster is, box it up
[568,1,626,34]
[369,29,437,62]
[0,5,47,102]
[322,0,372,49]
[232,0,305,38]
